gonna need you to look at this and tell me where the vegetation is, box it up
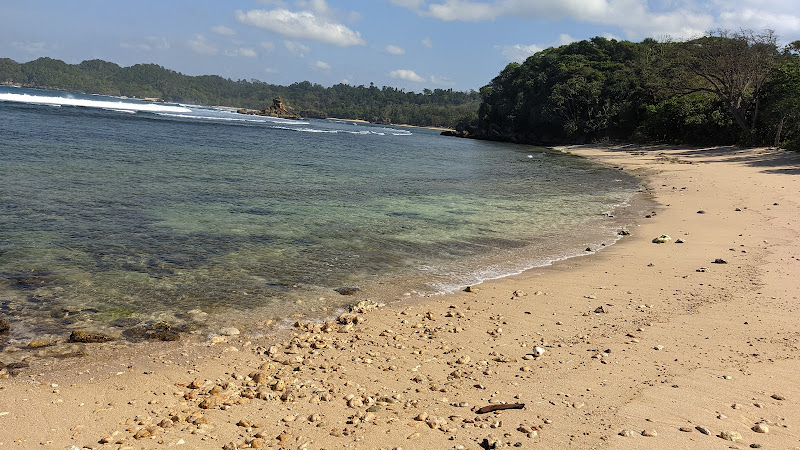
[457,30,800,150]
[0,57,479,129]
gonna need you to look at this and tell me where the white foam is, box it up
[0,92,192,113]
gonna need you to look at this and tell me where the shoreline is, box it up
[1,144,798,449]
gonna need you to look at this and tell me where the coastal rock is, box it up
[335,287,360,296]
[719,430,743,441]
[237,97,300,120]
[68,330,113,343]
[220,327,240,336]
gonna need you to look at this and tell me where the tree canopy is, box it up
[458,31,800,150]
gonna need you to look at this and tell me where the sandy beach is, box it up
[1,144,798,449]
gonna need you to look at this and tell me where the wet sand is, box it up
[1,144,798,449]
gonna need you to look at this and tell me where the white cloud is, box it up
[394,0,715,40]
[421,37,433,48]
[261,41,276,52]
[284,40,310,57]
[235,8,366,46]
[313,60,331,70]
[386,44,406,55]
[211,25,236,36]
[389,69,426,83]
[500,33,575,62]
[430,75,455,86]
[188,34,218,55]
[264,67,278,73]
[226,48,257,57]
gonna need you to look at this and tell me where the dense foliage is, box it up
[459,30,800,150]
[0,57,479,128]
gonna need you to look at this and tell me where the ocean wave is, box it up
[0,92,192,113]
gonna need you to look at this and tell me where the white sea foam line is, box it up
[0,92,192,113]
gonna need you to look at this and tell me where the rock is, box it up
[68,330,113,343]
[697,210,706,214]
[0,319,9,334]
[532,346,546,358]
[719,430,742,442]
[199,396,219,409]
[249,437,264,448]
[713,258,728,264]
[335,287,360,296]
[351,300,380,313]
[220,327,240,336]
[27,339,56,348]
[679,426,693,432]
[752,423,769,434]
[695,426,711,435]
[641,429,657,437]
[594,306,606,314]
[652,234,671,244]
[675,238,685,243]
[770,393,785,400]
[463,286,478,293]
[618,228,631,236]
[457,355,471,364]
[618,429,636,437]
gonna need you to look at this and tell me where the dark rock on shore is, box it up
[122,321,181,342]
[69,330,113,343]
[335,287,361,296]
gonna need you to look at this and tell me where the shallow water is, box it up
[0,86,643,347]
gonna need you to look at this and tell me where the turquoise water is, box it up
[0,86,642,344]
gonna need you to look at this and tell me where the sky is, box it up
[2,0,799,92]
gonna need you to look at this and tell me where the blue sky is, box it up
[2,0,798,92]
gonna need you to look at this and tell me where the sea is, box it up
[0,86,647,353]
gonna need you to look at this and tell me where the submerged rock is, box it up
[68,330,113,343]
[335,287,361,296]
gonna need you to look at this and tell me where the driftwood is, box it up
[475,402,525,414]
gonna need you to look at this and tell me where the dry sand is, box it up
[1,144,798,449]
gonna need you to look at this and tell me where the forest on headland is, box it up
[0,57,479,129]
[456,29,800,150]
[2,29,799,149]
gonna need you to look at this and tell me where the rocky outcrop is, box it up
[237,97,300,120]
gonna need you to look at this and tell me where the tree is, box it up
[679,29,781,139]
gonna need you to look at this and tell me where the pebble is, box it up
[619,429,636,437]
[641,429,657,437]
[770,393,785,400]
[752,423,769,434]
[457,355,471,364]
[220,327,240,336]
[719,430,743,442]
[695,426,711,435]
[532,346,546,358]
[679,426,693,432]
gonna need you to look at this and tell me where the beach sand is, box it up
[1,144,798,449]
